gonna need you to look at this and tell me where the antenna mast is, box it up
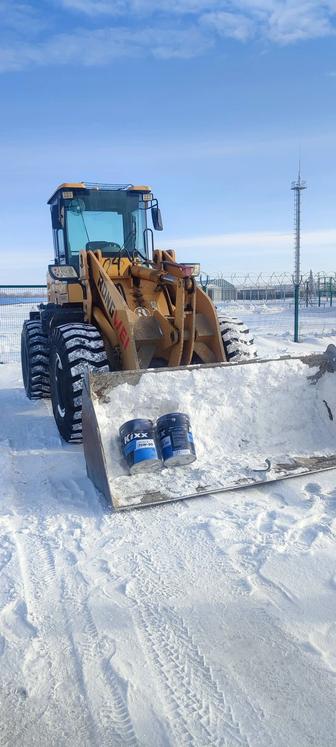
[291,165,307,341]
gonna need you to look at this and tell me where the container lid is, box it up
[119,418,154,435]
[157,412,190,424]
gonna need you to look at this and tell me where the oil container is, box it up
[157,412,196,467]
[119,418,161,474]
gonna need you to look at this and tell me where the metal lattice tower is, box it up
[291,165,307,285]
[291,164,307,341]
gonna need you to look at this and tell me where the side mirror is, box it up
[151,204,163,231]
[51,204,62,230]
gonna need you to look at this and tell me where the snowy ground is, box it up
[217,300,336,357]
[1,307,336,745]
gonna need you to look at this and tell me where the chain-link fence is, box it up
[202,272,336,305]
[216,300,336,340]
[0,286,47,363]
[200,272,336,342]
[1,276,336,365]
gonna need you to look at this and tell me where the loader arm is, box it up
[80,248,226,370]
[82,250,141,370]
[127,259,226,366]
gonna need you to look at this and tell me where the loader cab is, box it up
[48,182,163,272]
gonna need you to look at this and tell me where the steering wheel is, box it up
[86,241,122,252]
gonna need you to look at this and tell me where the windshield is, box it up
[64,189,147,258]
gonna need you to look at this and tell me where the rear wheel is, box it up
[21,320,50,399]
[217,315,257,361]
[49,323,109,443]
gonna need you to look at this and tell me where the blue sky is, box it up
[0,0,335,283]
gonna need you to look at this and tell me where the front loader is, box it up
[21,182,336,509]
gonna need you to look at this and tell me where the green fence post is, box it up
[200,273,209,294]
[294,283,300,342]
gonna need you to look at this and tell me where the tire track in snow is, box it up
[127,543,248,747]
[0,372,139,745]
[129,507,276,746]
[59,567,139,747]
[13,526,98,746]
[0,443,92,746]
[1,434,137,745]
[44,472,139,746]
[0,371,138,744]
[13,498,138,746]
[34,471,139,747]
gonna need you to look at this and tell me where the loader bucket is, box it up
[82,345,336,511]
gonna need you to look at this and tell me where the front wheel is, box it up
[49,323,109,443]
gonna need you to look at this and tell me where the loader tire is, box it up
[217,315,257,361]
[50,323,109,443]
[21,320,51,399]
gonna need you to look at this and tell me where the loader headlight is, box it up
[179,263,200,277]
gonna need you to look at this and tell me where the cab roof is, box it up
[48,182,152,204]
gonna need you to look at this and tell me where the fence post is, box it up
[293,282,300,342]
[200,273,209,294]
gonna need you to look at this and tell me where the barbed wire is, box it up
[204,271,336,290]
[199,271,336,303]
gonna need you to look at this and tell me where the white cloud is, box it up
[160,228,336,274]
[265,1,335,43]
[0,1,335,72]
[201,10,254,40]
[0,24,212,72]
[161,227,336,253]
[165,228,336,249]
[59,0,336,32]
[58,0,336,43]
[0,0,47,34]
[200,1,336,44]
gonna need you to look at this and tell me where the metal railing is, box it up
[0,286,47,364]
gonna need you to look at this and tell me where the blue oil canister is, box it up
[119,418,161,474]
[157,412,196,467]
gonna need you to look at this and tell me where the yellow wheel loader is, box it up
[21,182,336,510]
